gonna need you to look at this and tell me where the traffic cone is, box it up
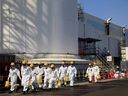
[92,75,94,81]
[111,73,114,79]
[108,73,111,79]
[124,73,127,78]
[117,74,120,79]
[102,74,106,79]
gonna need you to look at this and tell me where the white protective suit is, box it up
[86,67,93,82]
[8,68,21,91]
[36,66,44,88]
[93,65,100,82]
[48,69,59,88]
[67,65,77,86]
[21,65,31,92]
[30,68,38,90]
[59,65,67,85]
[43,67,51,88]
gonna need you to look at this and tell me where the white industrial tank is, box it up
[50,0,78,54]
[2,0,78,57]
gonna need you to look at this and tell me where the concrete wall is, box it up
[78,13,122,57]
[126,47,128,61]
[0,0,78,57]
[125,31,128,61]
[0,0,2,52]
[125,29,128,47]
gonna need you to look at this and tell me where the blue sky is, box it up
[79,0,128,27]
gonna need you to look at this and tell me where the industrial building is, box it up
[0,0,128,82]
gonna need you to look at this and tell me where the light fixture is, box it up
[106,18,112,23]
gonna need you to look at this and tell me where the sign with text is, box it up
[107,56,112,61]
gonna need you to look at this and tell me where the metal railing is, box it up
[96,47,113,69]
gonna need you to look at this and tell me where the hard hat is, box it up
[22,60,27,64]
[44,63,48,66]
[61,61,65,64]
[11,62,15,66]
[51,64,55,68]
[30,63,34,68]
[93,62,96,64]
[70,61,74,64]
[38,62,42,65]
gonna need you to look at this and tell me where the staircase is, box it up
[96,47,113,69]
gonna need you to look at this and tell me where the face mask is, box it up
[11,66,15,69]
[63,65,65,67]
[51,67,55,70]
[38,65,41,68]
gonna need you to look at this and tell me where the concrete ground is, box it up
[0,78,128,96]
[82,79,128,96]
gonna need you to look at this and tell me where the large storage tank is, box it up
[1,0,78,57]
[50,0,78,54]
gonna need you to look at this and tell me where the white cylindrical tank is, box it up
[2,0,78,56]
[50,0,78,54]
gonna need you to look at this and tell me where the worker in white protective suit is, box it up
[67,61,77,86]
[36,62,44,88]
[43,63,51,89]
[29,63,38,91]
[92,62,100,83]
[86,63,93,83]
[8,62,21,93]
[59,61,67,86]
[21,60,31,94]
[48,64,59,88]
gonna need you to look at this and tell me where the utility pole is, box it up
[105,18,112,52]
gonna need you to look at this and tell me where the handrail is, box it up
[96,48,113,69]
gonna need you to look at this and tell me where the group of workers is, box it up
[7,60,77,94]
[86,62,100,83]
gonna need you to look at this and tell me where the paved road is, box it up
[0,79,128,96]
